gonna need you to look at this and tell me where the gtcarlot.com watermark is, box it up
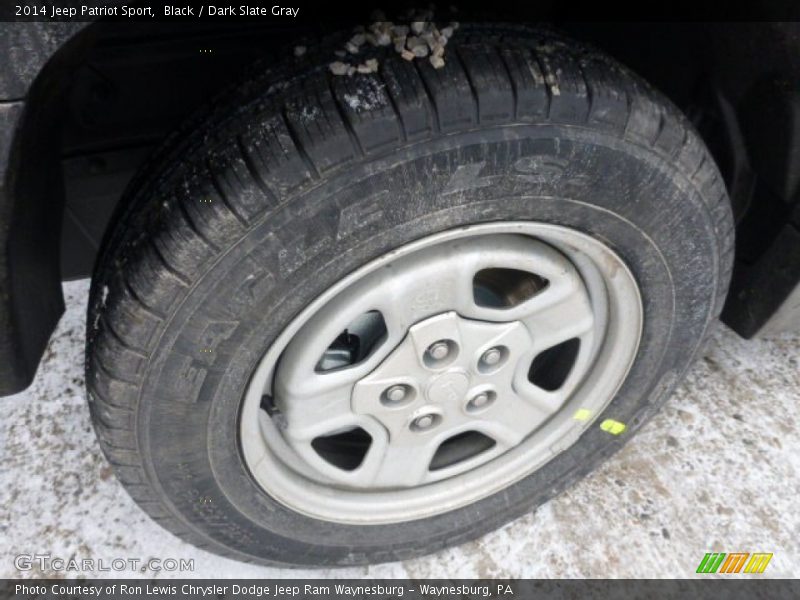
[15,553,194,573]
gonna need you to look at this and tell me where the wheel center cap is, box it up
[426,371,470,404]
[351,311,535,434]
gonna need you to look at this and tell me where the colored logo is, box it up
[696,552,773,574]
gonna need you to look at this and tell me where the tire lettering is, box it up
[441,162,492,195]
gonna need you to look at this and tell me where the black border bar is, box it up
[2,579,799,600]
[1,0,800,22]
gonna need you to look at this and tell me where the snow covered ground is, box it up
[1,280,798,578]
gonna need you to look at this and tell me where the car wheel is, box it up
[86,26,733,566]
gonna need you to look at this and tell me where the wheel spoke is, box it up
[275,382,359,442]
[360,433,440,488]
[273,316,389,438]
[472,389,551,449]
[370,249,479,331]
[508,282,596,410]
[519,281,595,353]
[514,381,571,414]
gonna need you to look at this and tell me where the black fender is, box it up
[0,22,92,395]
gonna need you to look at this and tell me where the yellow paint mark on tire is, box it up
[600,419,626,435]
[572,408,592,421]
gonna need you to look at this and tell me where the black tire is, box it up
[86,26,733,567]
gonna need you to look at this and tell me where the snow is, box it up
[343,80,387,112]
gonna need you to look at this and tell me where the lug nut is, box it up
[427,340,451,361]
[466,391,495,412]
[471,392,490,407]
[385,385,407,403]
[381,384,413,407]
[481,347,503,366]
[411,413,439,431]
[416,415,434,428]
